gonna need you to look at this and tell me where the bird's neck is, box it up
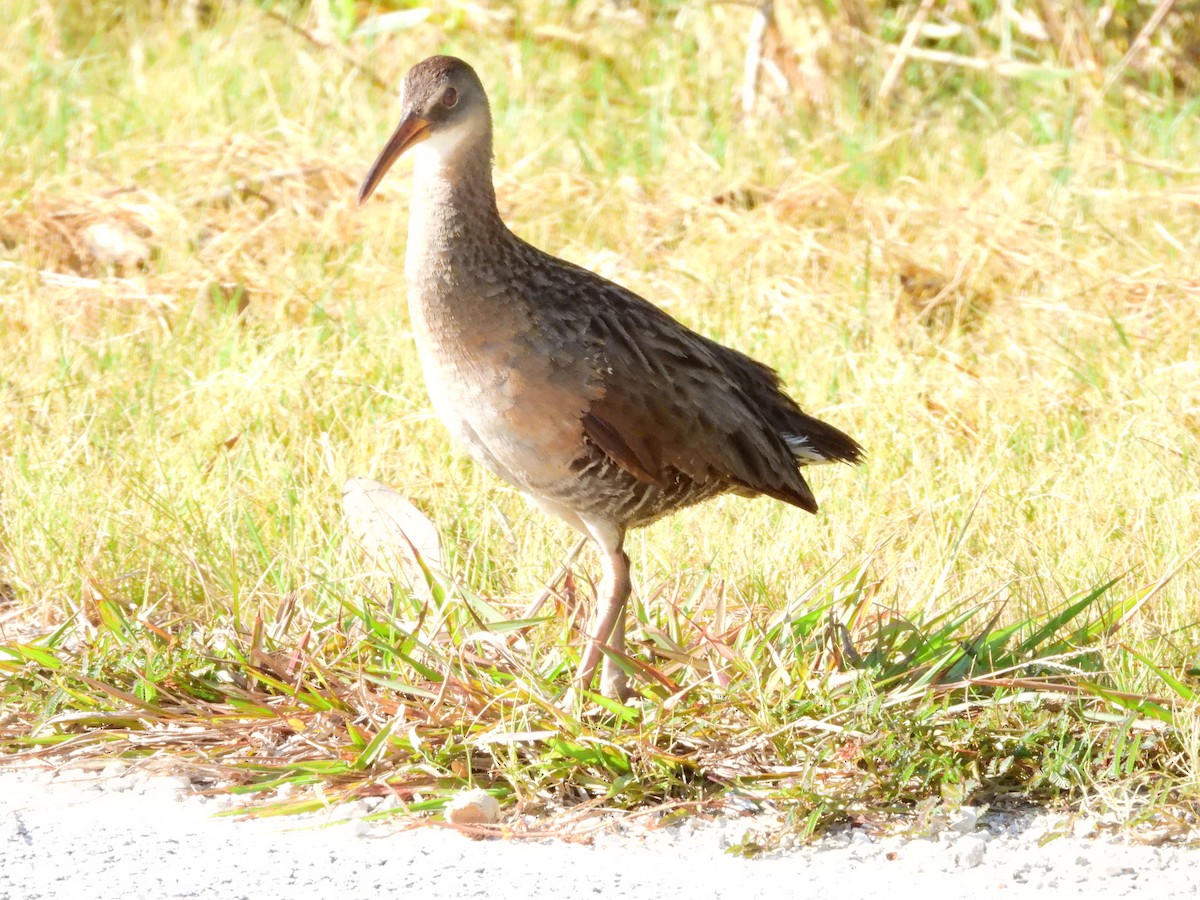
[406,135,509,285]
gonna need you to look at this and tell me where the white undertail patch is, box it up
[783,432,833,465]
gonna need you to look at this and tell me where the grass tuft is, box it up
[2,0,1199,838]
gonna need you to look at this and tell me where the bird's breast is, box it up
[406,272,602,494]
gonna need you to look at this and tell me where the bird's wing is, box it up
[575,280,826,513]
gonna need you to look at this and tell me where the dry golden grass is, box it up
[1,0,1198,829]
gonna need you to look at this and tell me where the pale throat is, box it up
[405,127,468,277]
[409,122,472,180]
[404,120,501,280]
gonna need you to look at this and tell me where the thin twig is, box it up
[519,537,588,621]
[260,8,389,91]
[875,40,1079,79]
[1114,151,1200,177]
[193,165,351,208]
[1072,0,1107,74]
[0,259,172,301]
[877,0,939,105]
[1099,0,1177,96]
[741,1,774,114]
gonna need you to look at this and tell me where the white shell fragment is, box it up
[443,788,500,826]
[81,221,152,271]
[341,477,445,599]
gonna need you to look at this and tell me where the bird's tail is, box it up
[782,414,863,467]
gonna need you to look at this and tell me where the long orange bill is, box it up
[357,114,431,205]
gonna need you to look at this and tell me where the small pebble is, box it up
[99,761,127,782]
[956,835,987,869]
[1074,818,1100,838]
[141,775,193,800]
[81,221,151,270]
[443,789,499,826]
[948,806,980,834]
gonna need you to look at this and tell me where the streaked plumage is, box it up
[358,56,862,699]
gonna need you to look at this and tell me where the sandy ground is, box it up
[1,763,1194,900]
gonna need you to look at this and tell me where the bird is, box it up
[357,56,862,700]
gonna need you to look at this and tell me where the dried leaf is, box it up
[341,477,445,598]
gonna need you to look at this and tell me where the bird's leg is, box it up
[599,591,630,700]
[575,541,632,700]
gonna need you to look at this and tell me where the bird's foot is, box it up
[600,659,633,703]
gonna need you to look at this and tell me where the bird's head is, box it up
[358,55,490,205]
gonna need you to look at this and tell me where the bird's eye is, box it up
[442,88,458,109]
